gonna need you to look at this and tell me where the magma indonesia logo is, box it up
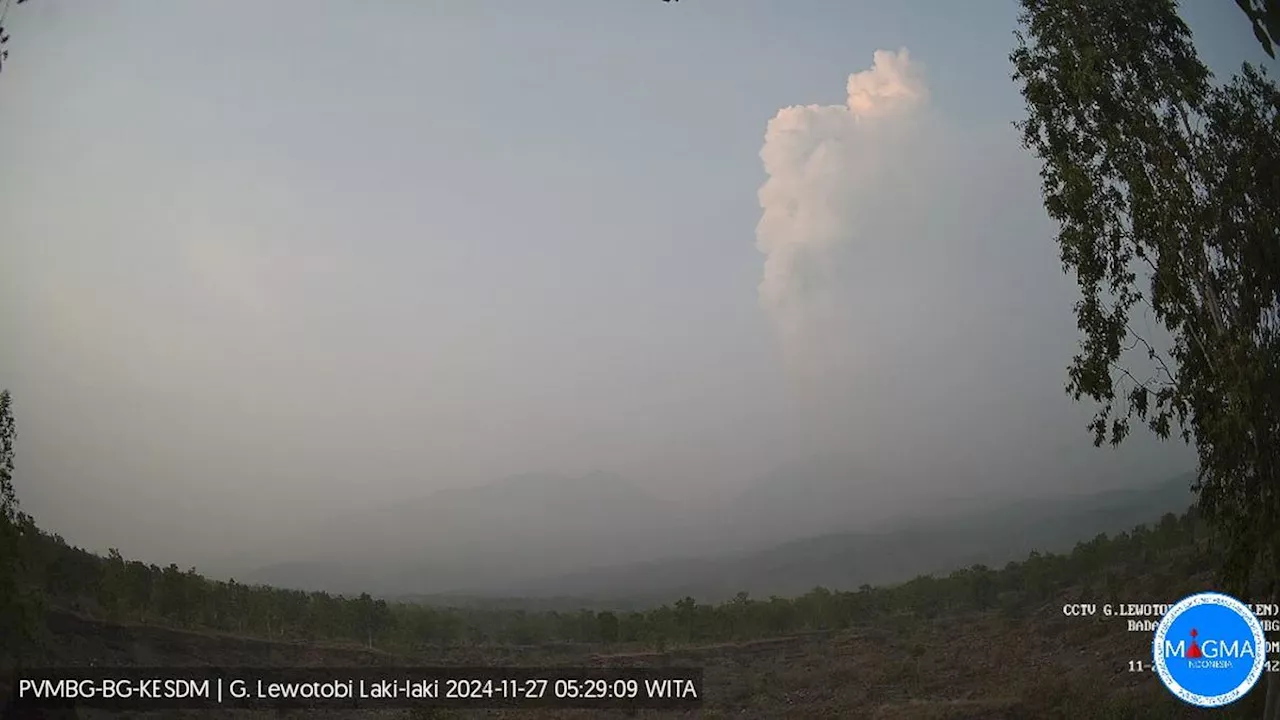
[1153,592,1267,707]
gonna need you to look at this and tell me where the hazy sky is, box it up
[0,1,1268,566]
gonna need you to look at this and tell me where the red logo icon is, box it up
[1187,629,1203,659]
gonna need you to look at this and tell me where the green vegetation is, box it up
[444,473,1194,605]
[1236,0,1280,57]
[6,495,1211,655]
[0,1,1272,714]
[0,388,1218,664]
[0,390,42,664]
[1012,0,1280,599]
[1012,1,1279,712]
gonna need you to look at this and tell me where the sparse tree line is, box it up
[0,388,1217,661]
[1,12,1273,715]
[3,497,1209,660]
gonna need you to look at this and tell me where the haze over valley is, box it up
[4,1,1279,717]
[1,0,1256,606]
[225,469,1196,602]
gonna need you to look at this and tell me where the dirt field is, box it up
[6,594,1270,720]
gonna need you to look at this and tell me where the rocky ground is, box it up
[4,585,1273,720]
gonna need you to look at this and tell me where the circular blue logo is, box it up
[1153,592,1267,707]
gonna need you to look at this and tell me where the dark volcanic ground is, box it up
[4,585,1272,720]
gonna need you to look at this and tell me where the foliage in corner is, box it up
[10,507,1210,651]
[0,0,29,74]
[1236,0,1280,58]
[1,390,42,662]
[1010,0,1280,603]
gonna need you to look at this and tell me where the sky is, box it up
[0,1,1270,568]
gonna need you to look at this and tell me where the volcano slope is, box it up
[4,512,1274,718]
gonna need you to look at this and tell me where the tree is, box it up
[673,596,699,642]
[0,0,30,74]
[596,610,619,644]
[1011,0,1279,713]
[0,390,39,661]
[0,391,24,529]
[1236,0,1280,58]
[354,592,390,648]
[0,389,21,654]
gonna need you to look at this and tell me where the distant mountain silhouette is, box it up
[238,472,698,595]
[237,468,1195,601]
[460,471,1196,603]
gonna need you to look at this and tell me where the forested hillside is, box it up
[3,505,1210,660]
[465,473,1195,603]
[0,386,1213,665]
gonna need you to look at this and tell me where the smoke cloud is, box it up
[756,49,928,378]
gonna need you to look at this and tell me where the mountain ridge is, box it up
[453,470,1196,603]
[238,468,1195,603]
